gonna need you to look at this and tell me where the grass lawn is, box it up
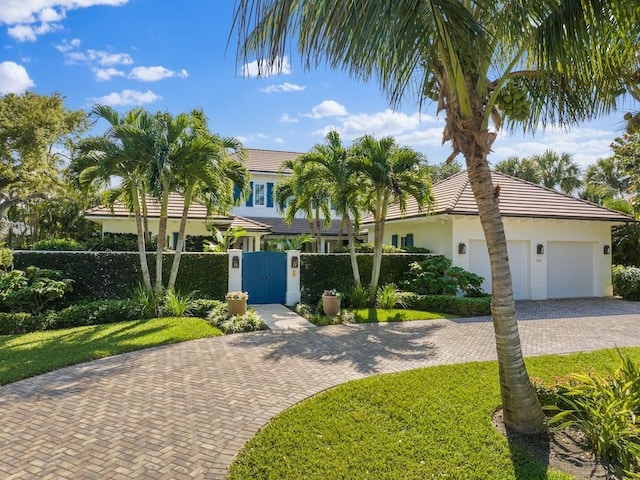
[0,317,222,386]
[349,308,455,323]
[229,347,640,480]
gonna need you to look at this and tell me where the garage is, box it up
[547,241,595,298]
[469,239,530,300]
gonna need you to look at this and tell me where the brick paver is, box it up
[1,298,640,479]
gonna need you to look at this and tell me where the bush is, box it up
[0,267,73,314]
[403,293,491,317]
[161,290,196,317]
[84,233,156,252]
[191,298,224,318]
[206,304,268,333]
[376,283,406,309]
[347,285,370,308]
[402,255,485,296]
[0,312,43,335]
[0,248,13,270]
[44,299,139,330]
[30,238,86,251]
[334,242,406,254]
[613,265,640,301]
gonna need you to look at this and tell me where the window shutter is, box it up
[172,232,179,250]
[391,234,398,247]
[406,233,414,247]
[267,182,274,208]
[246,181,253,206]
[233,184,240,203]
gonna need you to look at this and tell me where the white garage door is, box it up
[468,240,530,300]
[547,242,594,298]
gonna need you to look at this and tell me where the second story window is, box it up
[254,183,266,207]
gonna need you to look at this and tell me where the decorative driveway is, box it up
[1,298,640,479]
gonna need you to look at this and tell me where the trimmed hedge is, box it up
[43,299,139,330]
[612,265,640,301]
[300,253,432,304]
[403,293,492,317]
[0,312,43,335]
[13,251,229,302]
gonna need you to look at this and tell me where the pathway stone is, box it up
[250,303,316,331]
[1,298,640,479]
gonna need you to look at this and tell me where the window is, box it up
[254,183,266,207]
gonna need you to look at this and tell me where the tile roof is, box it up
[244,216,343,237]
[242,148,303,174]
[375,171,635,223]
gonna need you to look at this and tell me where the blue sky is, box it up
[0,0,636,170]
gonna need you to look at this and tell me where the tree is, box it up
[70,106,155,291]
[167,110,249,290]
[532,150,582,195]
[428,160,463,183]
[296,131,363,285]
[494,157,541,184]
[0,92,87,222]
[611,132,640,213]
[350,135,432,302]
[233,0,639,434]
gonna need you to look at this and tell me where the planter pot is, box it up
[322,295,341,317]
[227,298,247,316]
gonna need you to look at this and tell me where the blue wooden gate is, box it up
[242,251,286,304]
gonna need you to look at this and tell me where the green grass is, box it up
[0,317,222,385]
[229,347,640,480]
[349,308,455,323]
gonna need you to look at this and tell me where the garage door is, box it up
[468,240,530,300]
[547,241,594,298]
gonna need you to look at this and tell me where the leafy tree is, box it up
[233,0,639,434]
[0,92,87,227]
[428,160,462,183]
[611,132,640,213]
[350,135,433,302]
[494,156,541,184]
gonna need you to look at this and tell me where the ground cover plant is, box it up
[348,308,454,323]
[228,347,640,479]
[0,317,222,385]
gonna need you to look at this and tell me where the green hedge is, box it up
[300,253,431,304]
[43,299,140,330]
[0,312,43,335]
[13,251,229,302]
[403,293,492,317]
[612,265,640,301]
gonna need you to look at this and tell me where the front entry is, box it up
[242,251,287,304]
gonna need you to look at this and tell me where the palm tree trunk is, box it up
[308,218,317,252]
[168,184,192,291]
[369,191,386,303]
[466,149,545,435]
[141,191,149,241]
[131,183,152,291]
[155,188,169,293]
[345,214,361,286]
[315,206,322,252]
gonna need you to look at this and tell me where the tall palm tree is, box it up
[350,135,433,302]
[296,131,363,285]
[494,157,541,184]
[70,105,155,291]
[167,110,249,290]
[233,0,638,434]
[584,156,630,201]
[532,150,583,195]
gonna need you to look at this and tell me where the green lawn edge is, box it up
[0,317,222,385]
[349,308,456,323]
[228,347,640,480]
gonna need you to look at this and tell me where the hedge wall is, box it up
[300,253,431,303]
[13,251,228,301]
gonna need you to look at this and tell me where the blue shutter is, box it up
[172,232,179,250]
[406,233,414,247]
[246,182,253,206]
[391,234,398,247]
[267,182,274,208]
[233,184,240,203]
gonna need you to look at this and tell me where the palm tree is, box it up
[350,135,432,302]
[532,150,582,195]
[584,156,630,201]
[494,157,541,184]
[167,110,249,290]
[296,131,363,285]
[70,105,155,291]
[232,0,638,434]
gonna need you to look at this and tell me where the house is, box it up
[84,149,344,251]
[363,171,635,300]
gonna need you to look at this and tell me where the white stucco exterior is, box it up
[368,215,617,300]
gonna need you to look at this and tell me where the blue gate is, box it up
[242,251,287,304]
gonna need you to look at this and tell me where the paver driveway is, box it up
[1,298,640,479]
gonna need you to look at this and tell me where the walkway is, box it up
[1,298,640,479]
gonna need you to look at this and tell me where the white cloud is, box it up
[303,100,348,119]
[260,82,305,93]
[237,133,268,144]
[0,61,35,94]
[55,37,80,52]
[280,113,299,124]
[129,66,188,82]
[242,56,291,78]
[274,137,286,144]
[93,67,125,81]
[8,22,62,42]
[90,89,161,106]
[65,49,133,66]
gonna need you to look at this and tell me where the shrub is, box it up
[347,285,370,308]
[207,304,268,334]
[0,312,43,335]
[162,290,196,317]
[30,238,86,251]
[402,255,484,296]
[333,242,405,254]
[0,267,73,314]
[131,284,163,319]
[191,299,224,318]
[0,248,13,270]
[403,293,491,317]
[545,353,640,475]
[85,233,156,252]
[613,265,640,301]
[44,299,139,330]
[376,283,406,309]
